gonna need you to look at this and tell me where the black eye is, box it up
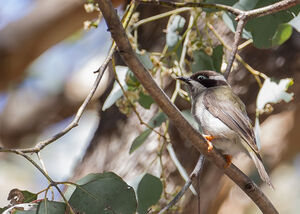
[197,75,207,81]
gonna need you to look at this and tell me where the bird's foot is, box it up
[224,155,232,168]
[203,135,214,152]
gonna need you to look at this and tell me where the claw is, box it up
[224,155,232,168]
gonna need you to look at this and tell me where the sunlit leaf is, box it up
[68,172,137,214]
[137,174,163,214]
[256,77,294,113]
[166,15,186,48]
[102,66,128,111]
[272,23,293,46]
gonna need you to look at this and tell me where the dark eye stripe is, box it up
[200,79,227,88]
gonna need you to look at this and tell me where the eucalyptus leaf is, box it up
[102,66,128,111]
[138,92,154,109]
[37,200,66,214]
[256,77,294,113]
[191,45,224,73]
[68,172,137,214]
[272,23,293,46]
[129,112,167,154]
[166,15,186,48]
[137,174,163,214]
[130,129,152,154]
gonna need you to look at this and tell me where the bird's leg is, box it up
[224,155,232,168]
[203,134,214,152]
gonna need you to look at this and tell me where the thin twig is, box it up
[37,152,54,200]
[158,155,205,214]
[133,7,191,29]
[98,1,278,212]
[111,57,166,138]
[137,0,243,16]
[224,19,245,79]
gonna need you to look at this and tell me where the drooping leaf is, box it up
[137,174,163,214]
[138,92,154,109]
[130,129,152,154]
[256,77,294,113]
[37,200,66,214]
[211,45,224,73]
[68,172,137,214]
[166,15,186,48]
[129,112,167,154]
[21,191,37,203]
[102,66,128,111]
[272,23,293,46]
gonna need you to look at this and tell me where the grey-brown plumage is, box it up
[177,70,273,188]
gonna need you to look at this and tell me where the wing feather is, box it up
[203,87,259,153]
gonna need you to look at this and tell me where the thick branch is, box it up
[97,0,278,213]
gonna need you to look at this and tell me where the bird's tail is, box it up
[249,151,274,190]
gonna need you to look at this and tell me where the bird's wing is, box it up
[203,87,259,153]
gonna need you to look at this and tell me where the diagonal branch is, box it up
[97,0,278,213]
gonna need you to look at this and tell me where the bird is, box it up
[177,70,273,188]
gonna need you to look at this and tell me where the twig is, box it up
[97,0,278,213]
[111,56,166,138]
[137,0,243,16]
[158,155,205,214]
[224,19,245,79]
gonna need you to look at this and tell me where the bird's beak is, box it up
[176,76,191,84]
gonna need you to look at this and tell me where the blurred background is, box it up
[0,0,300,213]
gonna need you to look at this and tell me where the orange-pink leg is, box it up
[203,134,214,152]
[224,155,232,168]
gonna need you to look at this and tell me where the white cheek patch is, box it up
[210,75,226,82]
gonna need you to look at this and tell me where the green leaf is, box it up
[129,112,167,154]
[191,50,214,72]
[191,45,223,73]
[137,174,163,214]
[166,15,186,48]
[37,200,66,214]
[126,70,140,91]
[256,77,294,113]
[272,23,293,46]
[21,190,37,203]
[212,45,224,73]
[138,92,154,109]
[69,172,137,214]
[130,129,152,154]
[102,66,128,111]
[148,112,167,128]
[203,0,237,12]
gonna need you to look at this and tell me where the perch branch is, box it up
[97,0,278,213]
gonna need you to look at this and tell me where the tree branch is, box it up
[97,0,278,213]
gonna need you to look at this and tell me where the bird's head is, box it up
[177,70,228,97]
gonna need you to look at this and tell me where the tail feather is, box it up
[249,151,274,190]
